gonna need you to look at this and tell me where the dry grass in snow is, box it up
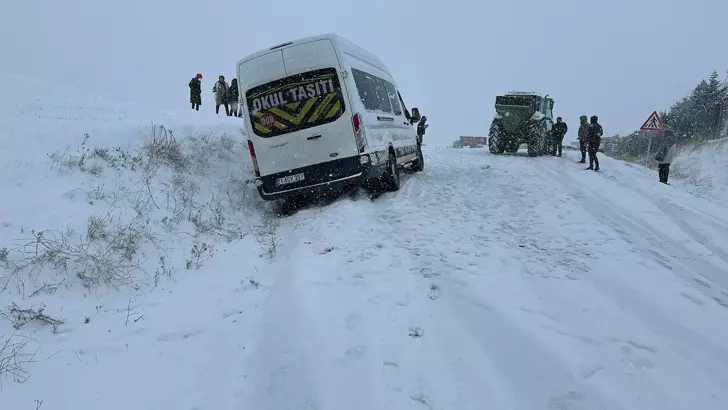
[1,125,267,295]
[0,123,290,384]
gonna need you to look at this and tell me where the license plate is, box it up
[275,173,305,186]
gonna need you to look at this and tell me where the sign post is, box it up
[640,111,664,160]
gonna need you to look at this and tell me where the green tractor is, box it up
[488,92,554,157]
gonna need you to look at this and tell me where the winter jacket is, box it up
[416,116,428,145]
[656,143,677,164]
[212,80,229,104]
[578,122,589,141]
[587,122,603,146]
[227,81,240,104]
[189,78,202,105]
[553,122,568,139]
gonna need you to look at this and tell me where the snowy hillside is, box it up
[671,137,728,203]
[0,74,276,401]
[3,75,728,410]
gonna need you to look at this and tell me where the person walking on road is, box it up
[213,75,230,115]
[189,73,202,111]
[227,78,240,117]
[577,115,589,163]
[586,115,603,171]
[552,117,568,156]
[654,129,678,184]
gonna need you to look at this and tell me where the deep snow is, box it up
[2,76,728,410]
[671,137,728,203]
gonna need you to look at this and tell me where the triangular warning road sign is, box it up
[640,111,664,131]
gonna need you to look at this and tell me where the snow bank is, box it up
[671,137,728,203]
[0,73,272,389]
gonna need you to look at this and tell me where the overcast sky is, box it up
[3,0,727,144]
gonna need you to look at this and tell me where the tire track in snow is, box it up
[539,161,728,394]
[241,217,327,410]
[241,198,455,410]
[544,162,728,300]
[375,150,628,409]
[578,158,728,273]
[404,150,728,409]
[651,199,728,277]
[439,285,625,410]
[240,149,728,410]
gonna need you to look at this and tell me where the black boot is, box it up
[216,105,220,114]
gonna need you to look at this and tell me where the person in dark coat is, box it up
[551,117,568,156]
[189,73,202,111]
[577,115,589,163]
[416,115,428,147]
[654,129,678,184]
[227,78,240,117]
[586,115,603,171]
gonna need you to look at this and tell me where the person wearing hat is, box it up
[189,73,202,111]
[586,115,603,171]
[577,115,589,163]
[654,129,678,184]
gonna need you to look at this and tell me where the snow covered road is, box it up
[4,146,728,410]
[239,148,728,410]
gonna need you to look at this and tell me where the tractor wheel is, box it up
[488,121,505,154]
[526,120,545,157]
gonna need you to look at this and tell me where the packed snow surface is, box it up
[2,75,728,410]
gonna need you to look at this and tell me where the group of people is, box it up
[549,114,678,183]
[188,73,242,117]
[577,115,604,171]
[547,115,604,171]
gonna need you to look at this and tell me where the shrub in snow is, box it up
[0,303,65,333]
[0,124,265,296]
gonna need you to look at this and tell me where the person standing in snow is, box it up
[212,75,230,115]
[189,73,202,111]
[416,115,428,147]
[654,129,678,184]
[577,115,589,163]
[586,115,603,171]
[227,78,240,117]
[551,117,568,156]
